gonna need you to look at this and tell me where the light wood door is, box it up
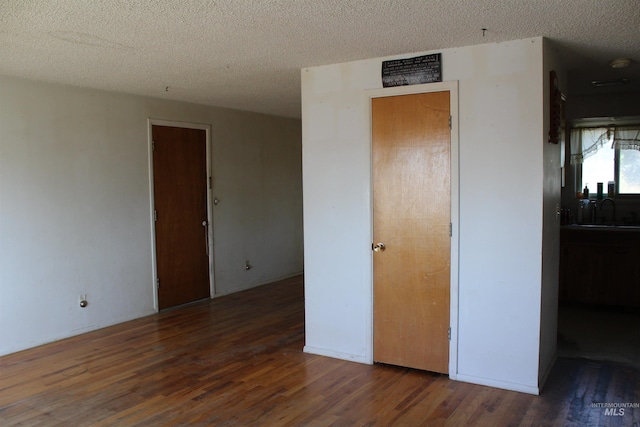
[152,125,210,310]
[372,91,451,373]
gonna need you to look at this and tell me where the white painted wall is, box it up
[302,38,548,394]
[0,76,303,356]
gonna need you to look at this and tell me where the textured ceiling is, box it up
[1,0,639,118]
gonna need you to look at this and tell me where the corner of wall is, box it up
[538,39,564,388]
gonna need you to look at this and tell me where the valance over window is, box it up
[570,126,640,164]
[614,127,640,151]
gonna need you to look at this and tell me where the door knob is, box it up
[372,242,386,252]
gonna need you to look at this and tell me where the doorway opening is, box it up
[558,117,640,368]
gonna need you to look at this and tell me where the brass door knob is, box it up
[372,242,386,252]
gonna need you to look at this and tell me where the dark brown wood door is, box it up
[372,91,451,373]
[152,125,209,310]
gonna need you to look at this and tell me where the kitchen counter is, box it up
[562,224,640,232]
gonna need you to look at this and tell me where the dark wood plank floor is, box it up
[1,275,638,426]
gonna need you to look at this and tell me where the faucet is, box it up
[600,198,616,224]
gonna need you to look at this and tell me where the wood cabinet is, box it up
[559,227,640,307]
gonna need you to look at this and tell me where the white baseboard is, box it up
[213,271,304,297]
[304,346,541,395]
[455,373,540,395]
[303,345,372,365]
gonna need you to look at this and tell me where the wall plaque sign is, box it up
[382,53,442,87]
[548,70,564,144]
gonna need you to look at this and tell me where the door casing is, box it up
[366,81,459,378]
[148,119,215,311]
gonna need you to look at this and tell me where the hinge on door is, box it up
[448,327,451,341]
[156,278,160,289]
[152,140,155,151]
[448,116,452,130]
[154,210,158,222]
[449,223,452,237]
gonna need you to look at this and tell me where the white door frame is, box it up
[365,81,460,378]
[147,118,215,311]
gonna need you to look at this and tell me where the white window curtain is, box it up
[613,127,640,151]
[570,126,640,164]
[570,127,609,164]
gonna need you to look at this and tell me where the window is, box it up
[572,126,640,196]
[582,142,613,195]
[619,149,640,193]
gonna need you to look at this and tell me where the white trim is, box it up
[212,271,304,298]
[148,118,215,312]
[455,374,540,395]
[303,346,371,365]
[147,120,158,311]
[364,81,460,376]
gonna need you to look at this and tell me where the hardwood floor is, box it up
[1,275,638,426]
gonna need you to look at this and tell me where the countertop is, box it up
[561,224,640,232]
